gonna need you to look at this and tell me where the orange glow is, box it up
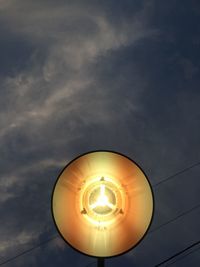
[52,151,154,257]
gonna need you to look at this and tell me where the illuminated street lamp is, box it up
[51,151,154,266]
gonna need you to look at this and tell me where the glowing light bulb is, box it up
[97,194,108,207]
[52,151,154,258]
[88,183,117,216]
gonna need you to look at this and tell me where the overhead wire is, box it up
[149,202,200,234]
[0,161,200,266]
[0,235,59,266]
[151,161,200,266]
[165,244,200,266]
[2,200,199,266]
[154,239,200,266]
[153,161,200,188]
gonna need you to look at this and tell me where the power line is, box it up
[165,245,200,266]
[149,202,200,234]
[153,161,200,188]
[0,235,59,266]
[86,243,200,267]
[154,239,200,266]
[1,161,200,266]
[1,201,198,267]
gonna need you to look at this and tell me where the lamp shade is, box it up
[51,151,154,257]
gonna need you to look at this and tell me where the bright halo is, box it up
[52,151,154,257]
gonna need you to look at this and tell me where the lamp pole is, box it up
[97,257,105,267]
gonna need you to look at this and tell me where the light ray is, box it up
[100,184,105,196]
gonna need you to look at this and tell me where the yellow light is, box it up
[89,184,116,215]
[79,176,125,227]
[98,185,107,206]
[51,151,154,258]
[93,186,108,207]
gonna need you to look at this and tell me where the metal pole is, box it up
[97,257,105,267]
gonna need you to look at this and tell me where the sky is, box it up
[0,0,200,266]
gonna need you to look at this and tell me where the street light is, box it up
[51,151,154,265]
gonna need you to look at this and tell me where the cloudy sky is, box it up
[0,0,200,266]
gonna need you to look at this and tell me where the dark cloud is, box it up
[0,0,200,266]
